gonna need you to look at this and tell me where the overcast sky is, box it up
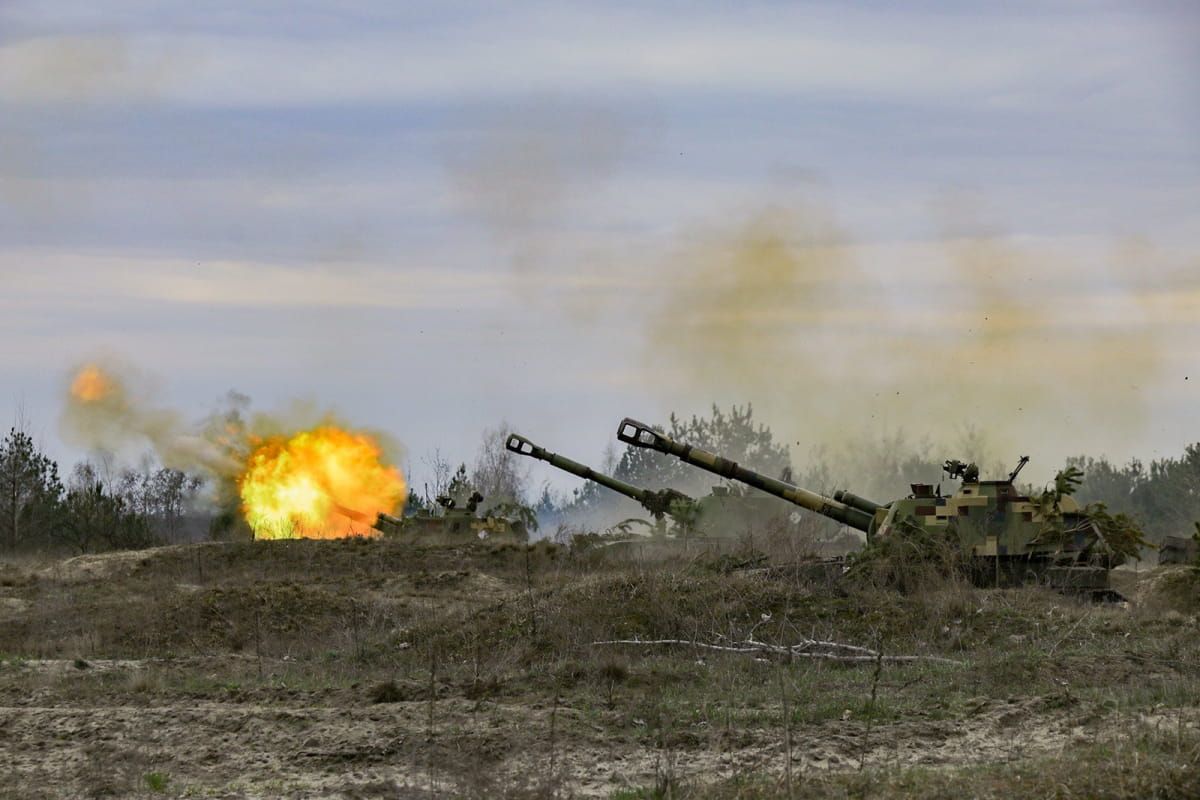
[2,1,1198,494]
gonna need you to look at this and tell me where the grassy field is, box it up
[0,537,1197,798]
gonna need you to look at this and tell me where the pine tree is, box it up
[60,463,157,553]
[0,428,64,551]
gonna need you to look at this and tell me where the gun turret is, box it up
[506,433,693,520]
[943,459,980,483]
[616,418,875,533]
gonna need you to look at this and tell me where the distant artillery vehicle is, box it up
[1158,535,1198,566]
[404,491,531,542]
[336,494,530,543]
[618,417,1123,597]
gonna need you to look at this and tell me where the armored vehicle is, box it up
[337,493,529,542]
[1159,535,1199,566]
[618,417,1120,595]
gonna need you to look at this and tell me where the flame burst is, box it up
[71,364,116,403]
[239,426,406,540]
[64,361,405,540]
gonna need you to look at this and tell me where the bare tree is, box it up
[116,461,203,542]
[421,448,455,505]
[472,423,530,508]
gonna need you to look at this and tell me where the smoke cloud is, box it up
[59,361,408,538]
[641,197,1179,482]
[60,361,403,481]
[60,358,237,476]
[444,106,1191,485]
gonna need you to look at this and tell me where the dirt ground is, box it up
[0,539,1197,798]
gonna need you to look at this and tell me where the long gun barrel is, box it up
[617,418,875,532]
[832,489,884,516]
[506,433,692,519]
[334,503,405,534]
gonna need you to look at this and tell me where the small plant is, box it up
[143,771,169,793]
[598,659,629,707]
[845,515,967,593]
[369,680,406,703]
[1193,521,1200,568]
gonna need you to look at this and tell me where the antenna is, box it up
[1007,455,1030,484]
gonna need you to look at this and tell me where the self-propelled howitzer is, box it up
[506,433,694,521]
[618,418,1123,597]
[617,418,877,533]
[335,495,529,542]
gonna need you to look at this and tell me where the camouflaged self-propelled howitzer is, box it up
[506,433,695,532]
[618,418,1122,598]
[337,493,529,543]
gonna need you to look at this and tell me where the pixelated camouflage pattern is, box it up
[618,417,1114,583]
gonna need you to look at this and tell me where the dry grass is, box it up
[0,538,1196,798]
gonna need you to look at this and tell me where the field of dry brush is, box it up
[0,538,1197,798]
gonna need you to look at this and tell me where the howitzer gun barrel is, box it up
[506,433,692,518]
[375,511,404,529]
[617,418,874,532]
[832,489,883,515]
[333,503,404,532]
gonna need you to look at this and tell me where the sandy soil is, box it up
[2,658,1194,798]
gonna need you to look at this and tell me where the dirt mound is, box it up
[38,543,217,584]
[1115,565,1199,612]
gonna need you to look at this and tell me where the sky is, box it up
[2,1,1198,497]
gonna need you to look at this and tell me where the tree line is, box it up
[1066,447,1200,542]
[0,428,203,555]
[5,407,1197,555]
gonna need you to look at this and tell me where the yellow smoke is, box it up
[643,201,1178,482]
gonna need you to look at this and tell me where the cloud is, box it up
[0,248,658,314]
[0,33,189,105]
[0,4,1193,121]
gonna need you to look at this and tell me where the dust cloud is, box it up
[643,198,1177,484]
[444,105,1186,485]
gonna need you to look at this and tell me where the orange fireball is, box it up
[70,364,116,403]
[239,426,406,539]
